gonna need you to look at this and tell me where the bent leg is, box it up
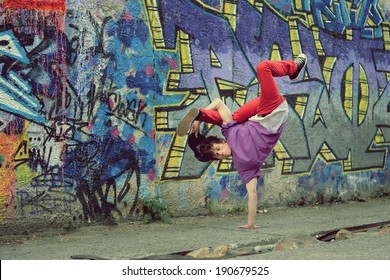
[231,59,297,123]
[197,108,223,126]
[231,97,260,123]
[200,98,260,124]
[180,59,298,129]
[256,60,297,116]
[177,107,223,136]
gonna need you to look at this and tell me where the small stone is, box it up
[186,245,231,258]
[253,244,274,253]
[274,235,320,251]
[380,224,390,236]
[229,247,254,256]
[186,247,212,258]
[335,229,355,240]
[212,245,230,257]
[228,243,239,250]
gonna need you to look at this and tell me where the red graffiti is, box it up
[2,0,66,13]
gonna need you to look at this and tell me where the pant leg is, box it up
[198,98,259,125]
[197,108,223,126]
[197,60,297,125]
[255,60,297,116]
[231,97,260,123]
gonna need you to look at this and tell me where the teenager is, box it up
[177,54,307,229]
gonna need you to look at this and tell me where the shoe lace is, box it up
[295,57,305,67]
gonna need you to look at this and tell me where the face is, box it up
[211,141,232,160]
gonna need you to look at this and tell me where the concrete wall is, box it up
[0,0,389,233]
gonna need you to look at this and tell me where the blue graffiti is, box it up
[0,30,46,125]
[117,17,149,48]
[302,0,383,37]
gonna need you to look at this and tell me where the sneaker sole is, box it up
[177,108,199,136]
[290,54,307,81]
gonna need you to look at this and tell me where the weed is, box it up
[141,196,171,224]
[63,220,77,231]
[372,187,390,198]
[349,191,366,202]
[228,205,245,214]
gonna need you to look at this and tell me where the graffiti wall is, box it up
[0,0,389,231]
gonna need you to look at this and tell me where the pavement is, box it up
[1,197,390,260]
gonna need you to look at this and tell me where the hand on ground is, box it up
[238,224,258,229]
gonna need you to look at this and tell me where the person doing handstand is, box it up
[177,54,307,229]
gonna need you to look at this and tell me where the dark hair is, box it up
[188,133,224,162]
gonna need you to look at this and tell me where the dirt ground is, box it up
[1,197,390,260]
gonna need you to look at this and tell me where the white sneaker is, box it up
[290,53,307,80]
